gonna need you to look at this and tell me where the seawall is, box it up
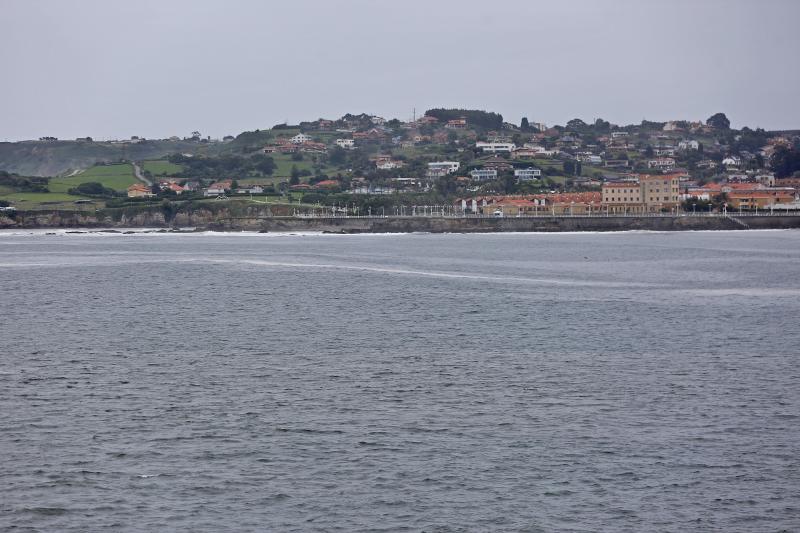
[3,207,800,233]
[249,215,800,233]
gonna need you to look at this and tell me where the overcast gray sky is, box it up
[1,0,798,140]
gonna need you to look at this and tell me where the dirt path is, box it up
[132,161,151,186]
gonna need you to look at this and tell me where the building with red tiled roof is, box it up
[456,192,602,215]
[445,118,467,129]
[127,183,154,198]
[727,189,797,210]
[313,180,341,190]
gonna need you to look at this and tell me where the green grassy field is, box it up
[0,192,102,210]
[49,163,138,193]
[142,160,183,175]
[270,153,340,178]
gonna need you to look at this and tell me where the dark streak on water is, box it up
[1,230,799,532]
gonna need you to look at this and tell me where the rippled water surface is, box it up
[1,230,799,532]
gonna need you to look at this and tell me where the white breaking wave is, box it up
[0,254,658,288]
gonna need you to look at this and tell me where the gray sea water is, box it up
[1,229,799,532]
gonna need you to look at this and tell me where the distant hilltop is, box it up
[2,109,797,178]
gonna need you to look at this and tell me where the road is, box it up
[132,161,151,186]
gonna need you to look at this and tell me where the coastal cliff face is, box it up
[0,204,289,230]
[2,204,800,232]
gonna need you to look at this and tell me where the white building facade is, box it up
[475,142,515,153]
[514,168,542,181]
[469,169,498,181]
[427,161,461,178]
[335,138,355,149]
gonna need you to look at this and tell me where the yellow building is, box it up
[601,182,643,213]
[727,191,795,210]
[639,174,680,212]
[601,174,680,213]
[127,184,154,198]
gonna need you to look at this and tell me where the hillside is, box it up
[0,139,215,177]
[49,163,139,192]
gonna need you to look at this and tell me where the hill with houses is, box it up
[2,109,800,215]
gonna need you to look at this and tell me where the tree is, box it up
[289,165,301,185]
[502,174,517,193]
[563,160,575,175]
[706,112,730,129]
[770,146,800,178]
[566,118,588,132]
[520,117,530,131]
[328,146,347,166]
[68,182,115,197]
[594,118,611,132]
[424,108,503,130]
[254,155,276,175]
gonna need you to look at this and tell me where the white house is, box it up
[469,168,498,181]
[722,156,742,167]
[369,116,386,126]
[611,131,630,138]
[376,160,404,170]
[237,185,264,194]
[520,143,559,156]
[514,168,542,181]
[647,158,676,170]
[427,161,460,178]
[678,140,700,151]
[204,186,226,197]
[291,133,311,144]
[335,138,355,149]
[576,154,602,164]
[475,141,515,153]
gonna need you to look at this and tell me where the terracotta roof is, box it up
[728,191,794,199]
[493,198,537,207]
